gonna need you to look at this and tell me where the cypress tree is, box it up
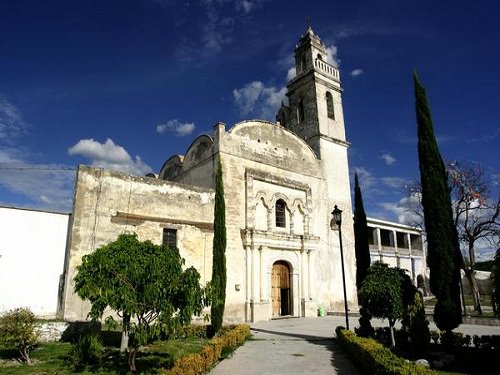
[353,172,371,295]
[210,156,227,333]
[414,71,462,331]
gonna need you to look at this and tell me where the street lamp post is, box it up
[331,205,349,330]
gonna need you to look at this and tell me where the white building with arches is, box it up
[59,27,416,323]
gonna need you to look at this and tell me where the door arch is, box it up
[271,261,292,317]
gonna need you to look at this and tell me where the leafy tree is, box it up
[402,161,499,314]
[358,262,404,347]
[448,161,499,313]
[74,233,205,372]
[0,308,39,364]
[414,71,462,331]
[353,172,371,297]
[210,156,227,333]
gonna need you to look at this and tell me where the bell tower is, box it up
[277,27,348,159]
[277,27,357,311]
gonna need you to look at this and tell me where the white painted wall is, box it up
[0,206,69,317]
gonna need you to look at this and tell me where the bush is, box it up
[335,327,435,375]
[0,307,40,364]
[440,331,462,347]
[175,324,210,339]
[355,306,375,338]
[407,292,430,355]
[160,324,250,375]
[70,333,103,368]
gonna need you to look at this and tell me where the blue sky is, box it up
[1,1,498,232]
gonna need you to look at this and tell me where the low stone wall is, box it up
[39,322,69,342]
[38,320,101,342]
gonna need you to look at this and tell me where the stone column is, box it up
[252,245,261,303]
[307,250,313,299]
[293,271,300,317]
[259,246,264,301]
[267,209,273,231]
[376,228,382,262]
[300,249,309,301]
[245,244,251,304]
[290,211,295,235]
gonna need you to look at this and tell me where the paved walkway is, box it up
[209,315,500,375]
[210,316,360,375]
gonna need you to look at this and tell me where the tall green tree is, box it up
[414,71,462,331]
[74,233,205,372]
[211,156,227,333]
[353,172,371,296]
[358,262,404,347]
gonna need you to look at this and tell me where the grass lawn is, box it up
[0,336,208,375]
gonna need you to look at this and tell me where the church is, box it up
[58,27,425,323]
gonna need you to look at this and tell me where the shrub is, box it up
[355,306,375,338]
[160,324,250,375]
[176,324,210,339]
[472,334,481,348]
[440,331,462,347]
[407,291,430,354]
[430,330,440,344]
[462,334,472,347]
[0,307,40,364]
[70,333,103,368]
[335,327,435,375]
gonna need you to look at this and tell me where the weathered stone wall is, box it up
[212,120,358,320]
[61,166,215,321]
[39,322,69,342]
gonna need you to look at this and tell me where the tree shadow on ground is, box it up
[251,328,361,374]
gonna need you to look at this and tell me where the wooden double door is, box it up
[271,261,291,317]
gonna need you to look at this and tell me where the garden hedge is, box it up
[161,324,251,375]
[335,326,436,375]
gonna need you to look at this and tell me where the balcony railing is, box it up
[314,58,340,80]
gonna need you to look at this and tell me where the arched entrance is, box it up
[271,261,291,317]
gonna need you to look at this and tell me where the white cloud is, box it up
[380,176,405,188]
[0,161,75,212]
[156,119,195,136]
[68,138,152,176]
[233,81,264,115]
[380,152,396,165]
[233,81,286,120]
[235,0,267,14]
[325,44,340,67]
[287,67,296,80]
[350,69,364,77]
[68,138,130,164]
[236,0,253,13]
[0,95,75,211]
[0,96,28,143]
[378,196,423,226]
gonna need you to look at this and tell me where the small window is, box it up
[326,92,335,119]
[301,56,307,72]
[275,199,286,228]
[162,228,177,250]
[317,53,323,60]
[297,99,305,123]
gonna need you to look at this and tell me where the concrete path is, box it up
[210,316,360,375]
[210,315,500,375]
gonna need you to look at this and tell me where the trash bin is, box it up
[318,306,326,317]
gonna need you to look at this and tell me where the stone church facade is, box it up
[59,28,422,323]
